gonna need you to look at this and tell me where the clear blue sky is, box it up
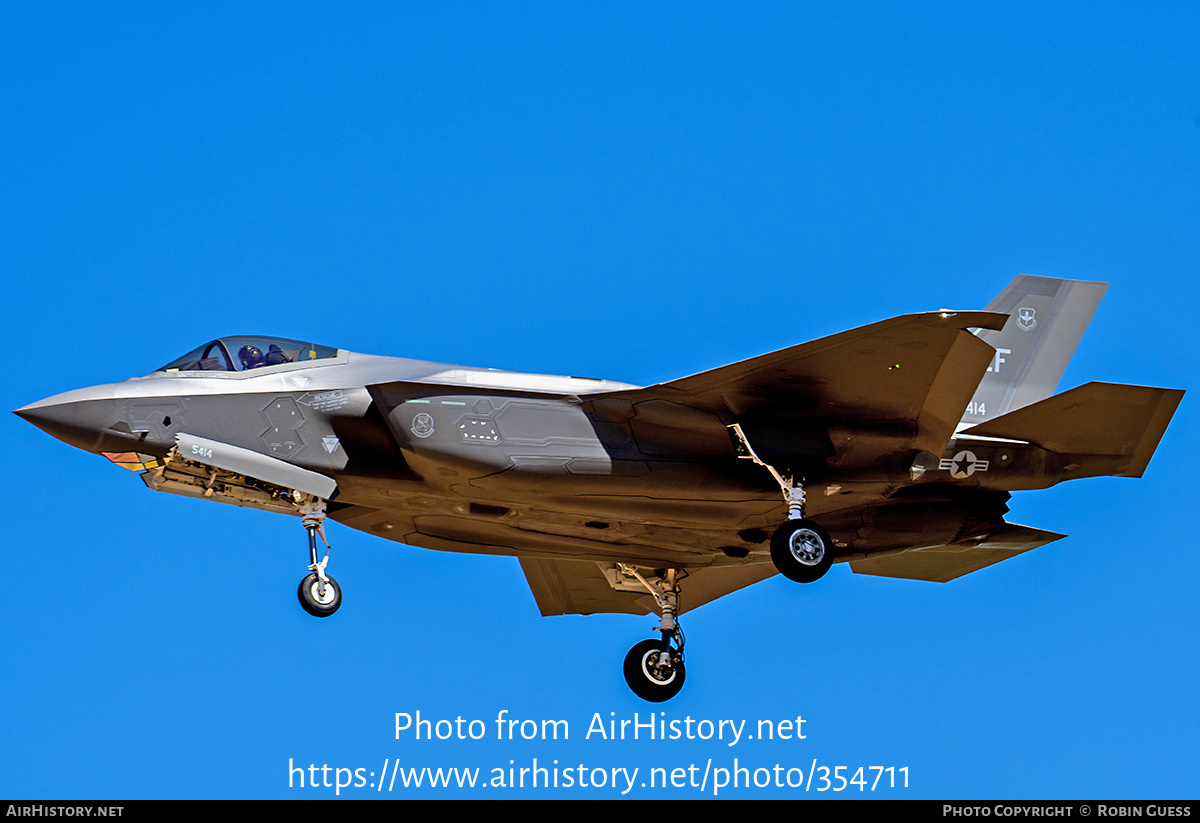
[2,3,1196,799]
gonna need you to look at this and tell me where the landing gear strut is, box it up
[295,495,341,617]
[618,566,686,702]
[729,423,834,583]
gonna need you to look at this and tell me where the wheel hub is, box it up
[642,650,677,685]
[789,528,825,565]
[309,579,337,605]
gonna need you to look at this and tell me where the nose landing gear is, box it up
[295,495,341,617]
[299,571,341,616]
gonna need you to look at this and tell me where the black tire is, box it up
[298,572,342,617]
[770,518,833,583]
[623,639,685,702]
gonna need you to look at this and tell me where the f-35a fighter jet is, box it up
[16,276,1183,701]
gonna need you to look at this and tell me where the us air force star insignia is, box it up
[1017,307,1037,331]
[411,412,435,438]
[939,449,990,478]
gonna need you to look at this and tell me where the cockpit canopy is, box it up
[156,337,339,374]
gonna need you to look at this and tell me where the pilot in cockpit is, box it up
[238,345,266,370]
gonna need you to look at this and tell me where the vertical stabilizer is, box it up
[961,275,1108,425]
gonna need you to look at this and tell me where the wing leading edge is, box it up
[602,310,1008,462]
[519,557,779,616]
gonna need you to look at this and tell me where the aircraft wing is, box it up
[519,556,779,616]
[329,502,779,616]
[616,310,1008,457]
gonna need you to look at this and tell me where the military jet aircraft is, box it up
[15,276,1183,701]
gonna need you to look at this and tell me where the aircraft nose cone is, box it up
[15,393,120,453]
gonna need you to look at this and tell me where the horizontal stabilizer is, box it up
[849,522,1065,583]
[962,382,1184,478]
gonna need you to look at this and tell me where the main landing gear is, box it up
[618,566,686,702]
[770,518,833,583]
[729,424,834,584]
[295,495,342,617]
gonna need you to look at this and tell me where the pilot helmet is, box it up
[238,345,265,369]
